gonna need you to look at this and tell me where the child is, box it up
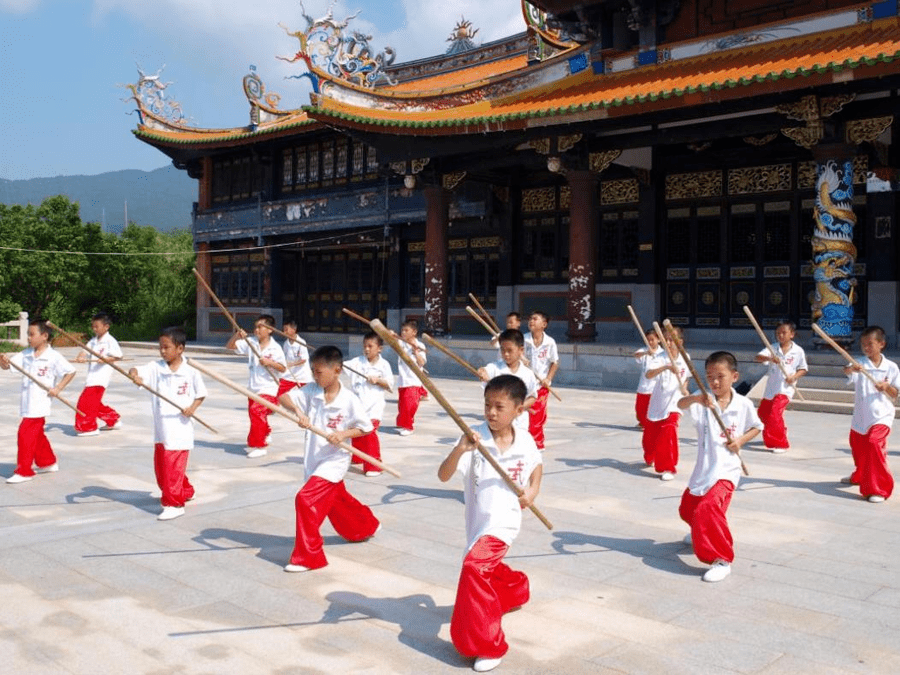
[279,345,380,571]
[490,312,522,354]
[0,319,76,483]
[754,320,808,452]
[843,325,899,502]
[678,351,762,582]
[524,311,559,450]
[633,329,665,429]
[74,312,124,436]
[395,319,427,436]
[128,327,206,521]
[439,375,543,673]
[346,331,394,477]
[642,326,690,480]
[477,329,538,437]
[226,314,287,458]
[277,318,312,398]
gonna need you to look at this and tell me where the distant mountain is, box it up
[0,165,196,232]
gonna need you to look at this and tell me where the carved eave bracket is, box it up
[846,117,893,145]
[589,150,621,174]
[442,171,467,191]
[776,94,856,149]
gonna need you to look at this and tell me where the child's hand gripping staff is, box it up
[192,267,282,387]
[812,323,899,402]
[370,318,553,530]
[186,358,401,478]
[0,354,84,417]
[663,319,750,477]
[47,321,218,434]
[742,305,805,401]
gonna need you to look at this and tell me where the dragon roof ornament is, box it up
[278,1,396,92]
[123,65,190,131]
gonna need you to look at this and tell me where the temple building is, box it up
[129,0,900,346]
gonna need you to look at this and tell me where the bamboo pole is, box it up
[266,323,366,380]
[420,333,481,380]
[651,321,688,395]
[191,268,282,386]
[741,305,805,401]
[811,323,896,399]
[468,293,501,334]
[626,305,653,352]
[342,307,425,354]
[371,318,552,530]
[187,358,401,478]
[662,319,749,476]
[46,321,218,434]
[4,357,84,417]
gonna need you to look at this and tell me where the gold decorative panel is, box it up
[730,266,756,279]
[667,267,690,280]
[471,237,500,248]
[521,187,556,212]
[728,164,792,195]
[601,178,639,205]
[559,186,570,210]
[665,171,722,200]
[408,241,426,252]
[697,268,721,279]
[449,239,468,249]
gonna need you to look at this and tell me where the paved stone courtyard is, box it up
[2,346,899,674]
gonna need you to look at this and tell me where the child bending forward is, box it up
[439,374,543,673]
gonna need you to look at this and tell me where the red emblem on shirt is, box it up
[37,367,48,377]
[507,460,525,483]
[326,413,344,430]
[177,382,189,395]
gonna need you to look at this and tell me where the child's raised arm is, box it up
[438,432,478,482]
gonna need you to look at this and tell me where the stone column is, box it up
[566,170,598,341]
[423,185,449,335]
[811,143,857,340]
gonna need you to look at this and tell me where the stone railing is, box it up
[0,311,28,346]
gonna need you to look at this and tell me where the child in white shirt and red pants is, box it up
[280,345,380,571]
[642,326,690,480]
[524,311,559,450]
[395,319,427,436]
[843,325,899,503]
[439,374,543,673]
[346,331,394,477]
[129,326,206,521]
[1,319,76,483]
[74,312,123,435]
[678,351,762,582]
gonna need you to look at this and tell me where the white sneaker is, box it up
[683,532,692,546]
[868,494,886,503]
[283,563,310,573]
[102,421,122,431]
[76,430,100,437]
[35,463,59,474]
[473,656,503,672]
[157,506,185,521]
[771,447,788,454]
[398,428,413,436]
[246,447,267,458]
[6,473,34,484]
[702,560,732,582]
[364,470,382,477]
[660,471,675,481]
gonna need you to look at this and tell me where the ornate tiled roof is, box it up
[303,17,900,134]
[133,113,319,147]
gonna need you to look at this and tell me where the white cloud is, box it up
[0,0,42,12]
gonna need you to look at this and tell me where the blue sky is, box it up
[0,0,525,180]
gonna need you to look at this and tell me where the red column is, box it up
[196,242,211,314]
[566,170,598,342]
[424,185,449,335]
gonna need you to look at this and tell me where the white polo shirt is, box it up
[283,337,312,385]
[636,346,666,395]
[759,342,808,400]
[289,381,374,483]
[134,359,207,450]
[525,334,559,381]
[647,354,690,421]
[346,355,394,421]
[234,337,286,396]
[848,355,900,434]
[481,360,540,431]
[12,346,76,418]
[455,421,542,551]
[686,389,763,495]
[397,338,426,388]
[84,332,123,388]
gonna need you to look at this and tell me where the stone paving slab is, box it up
[1,347,900,674]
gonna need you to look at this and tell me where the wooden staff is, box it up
[466,306,562,402]
[371,319,552,530]
[3,357,84,417]
[420,333,481,379]
[342,307,427,362]
[191,268,282,386]
[46,321,218,434]
[742,305,805,401]
[626,305,653,352]
[811,323,896,399]
[266,323,366,379]
[468,293,501,334]
[662,319,749,476]
[651,321,688,395]
[187,358,401,478]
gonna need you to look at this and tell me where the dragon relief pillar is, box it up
[566,170,599,342]
[811,145,858,340]
[424,185,449,335]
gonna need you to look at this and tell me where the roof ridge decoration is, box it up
[243,66,292,127]
[277,1,396,91]
[446,17,479,55]
[123,65,190,132]
[521,1,579,61]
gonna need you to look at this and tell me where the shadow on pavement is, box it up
[381,484,465,506]
[552,457,655,479]
[65,485,159,514]
[551,530,702,577]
